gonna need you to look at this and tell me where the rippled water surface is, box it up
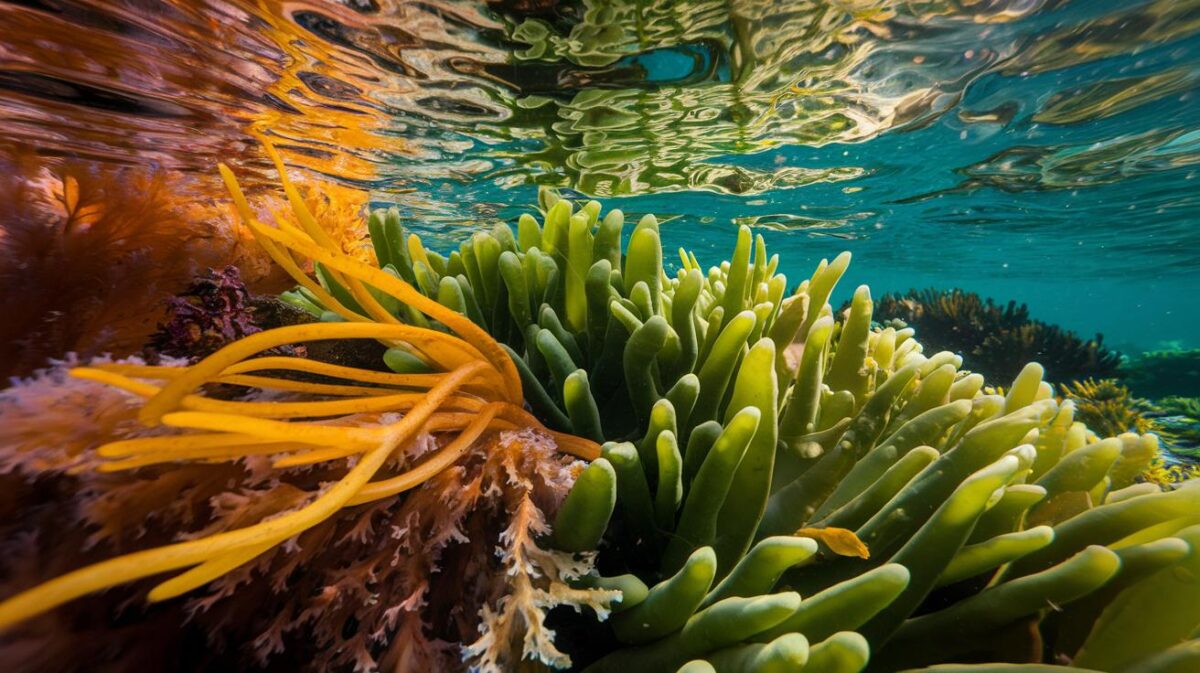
[2,0,1197,352]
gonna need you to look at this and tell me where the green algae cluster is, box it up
[284,189,1200,672]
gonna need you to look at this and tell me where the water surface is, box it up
[2,0,1197,354]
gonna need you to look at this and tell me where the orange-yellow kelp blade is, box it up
[217,158,522,402]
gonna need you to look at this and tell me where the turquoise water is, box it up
[2,0,1198,356]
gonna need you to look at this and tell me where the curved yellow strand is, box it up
[247,220,479,368]
[98,433,302,458]
[92,359,445,391]
[161,412,382,447]
[221,357,444,387]
[74,367,487,420]
[220,164,363,323]
[147,540,276,603]
[0,426,395,629]
[133,322,487,425]
[99,443,314,472]
[347,402,501,505]
[0,361,488,627]
[240,209,521,401]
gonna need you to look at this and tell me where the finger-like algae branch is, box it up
[277,181,1200,671]
[469,193,1196,672]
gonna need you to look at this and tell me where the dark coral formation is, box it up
[871,288,1122,385]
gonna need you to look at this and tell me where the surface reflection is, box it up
[1,0,1198,351]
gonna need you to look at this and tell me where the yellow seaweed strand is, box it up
[160,412,383,447]
[256,134,338,251]
[147,541,276,603]
[238,207,522,401]
[0,362,489,628]
[219,164,364,323]
[99,443,314,472]
[245,222,482,369]
[256,137,426,331]
[91,358,445,390]
[210,374,401,397]
[0,425,397,629]
[134,322,486,425]
[74,367,486,420]
[221,356,444,387]
[347,402,501,505]
[98,433,301,458]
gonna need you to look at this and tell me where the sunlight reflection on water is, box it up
[1,0,1198,350]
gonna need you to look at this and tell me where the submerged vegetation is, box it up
[0,153,1197,672]
[1060,378,1153,439]
[0,146,606,671]
[0,158,264,382]
[1122,348,1200,399]
[144,266,265,362]
[872,289,1123,386]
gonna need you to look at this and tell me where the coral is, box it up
[1059,378,1153,438]
[0,149,606,671]
[871,289,1122,385]
[1122,348,1200,399]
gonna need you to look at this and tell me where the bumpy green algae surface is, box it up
[291,188,1200,673]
